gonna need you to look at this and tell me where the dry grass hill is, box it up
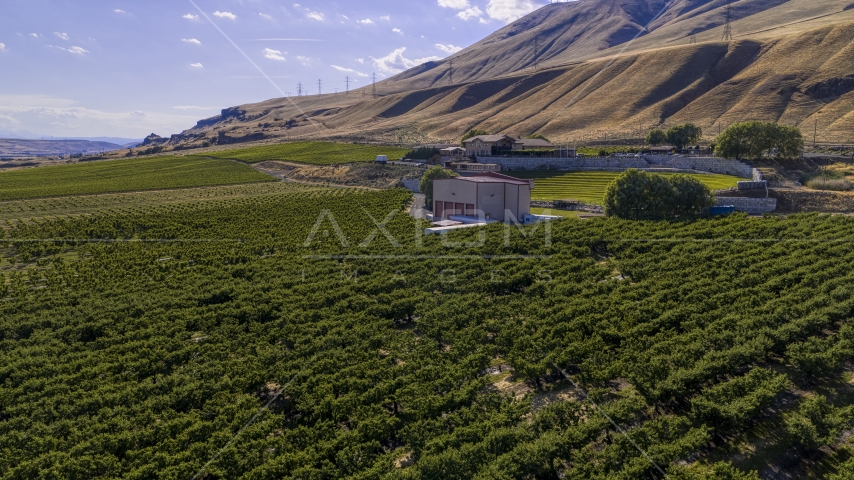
[162,0,854,148]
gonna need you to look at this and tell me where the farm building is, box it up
[432,172,533,222]
[462,135,558,156]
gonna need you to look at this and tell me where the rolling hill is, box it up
[163,0,854,148]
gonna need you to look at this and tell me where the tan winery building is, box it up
[432,172,533,222]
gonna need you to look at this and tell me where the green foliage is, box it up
[666,124,703,149]
[715,121,805,160]
[669,462,760,480]
[646,129,668,146]
[786,395,854,450]
[0,156,274,200]
[198,141,410,165]
[604,170,715,219]
[420,165,458,206]
[787,329,854,379]
[691,368,789,432]
[406,147,441,160]
[8,190,854,477]
[461,129,490,145]
[576,146,642,156]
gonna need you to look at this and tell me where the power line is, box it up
[318,79,322,96]
[721,0,733,42]
[345,76,350,95]
[297,82,303,96]
[372,73,377,98]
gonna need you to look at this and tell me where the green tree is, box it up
[604,170,713,220]
[715,121,804,159]
[461,129,490,146]
[420,166,458,207]
[646,129,667,146]
[785,395,854,451]
[666,124,703,149]
[669,175,717,216]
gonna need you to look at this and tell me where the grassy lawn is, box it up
[197,141,411,165]
[0,156,274,201]
[512,170,745,205]
[530,208,581,219]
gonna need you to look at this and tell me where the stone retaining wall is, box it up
[716,197,777,215]
[483,155,755,178]
[401,179,421,193]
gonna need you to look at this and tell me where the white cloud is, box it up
[392,28,403,34]
[297,55,311,66]
[358,19,374,24]
[0,94,200,138]
[438,0,470,8]
[190,63,204,68]
[486,0,541,23]
[54,32,69,41]
[0,43,5,52]
[436,44,463,54]
[114,9,126,14]
[264,48,286,61]
[213,11,237,20]
[183,13,199,20]
[29,33,40,38]
[67,46,88,55]
[259,13,273,20]
[457,7,483,20]
[371,47,442,75]
[356,58,365,64]
[307,11,324,21]
[380,15,391,21]
[332,65,369,77]
[182,38,202,45]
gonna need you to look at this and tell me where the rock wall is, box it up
[483,155,755,178]
[716,197,777,214]
[401,179,421,193]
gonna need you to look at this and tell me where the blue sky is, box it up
[0,0,545,139]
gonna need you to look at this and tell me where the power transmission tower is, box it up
[318,79,322,96]
[721,0,733,42]
[345,76,350,94]
[372,73,377,98]
[297,82,303,96]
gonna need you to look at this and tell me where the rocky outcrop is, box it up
[141,134,166,146]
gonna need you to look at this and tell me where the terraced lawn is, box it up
[513,170,746,205]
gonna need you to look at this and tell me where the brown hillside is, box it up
[166,1,854,147]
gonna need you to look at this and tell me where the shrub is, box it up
[666,124,703,149]
[420,166,458,207]
[785,395,854,451]
[604,170,715,220]
[406,147,441,160]
[646,129,667,146]
[805,177,852,191]
[715,121,804,159]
